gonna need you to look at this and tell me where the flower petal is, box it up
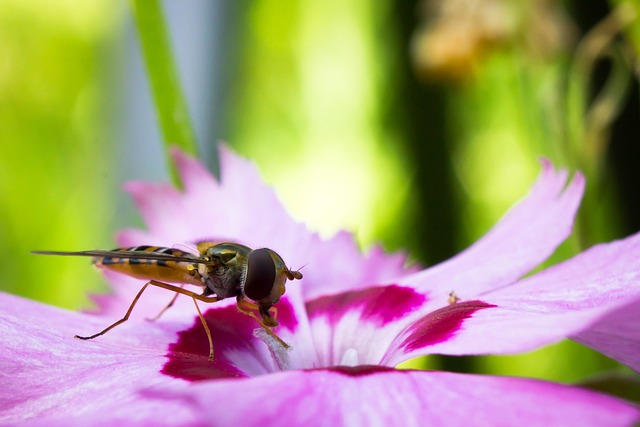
[115,146,413,308]
[163,289,318,379]
[573,296,640,373]
[382,300,497,365]
[300,232,418,301]
[384,232,640,366]
[0,292,202,425]
[306,284,427,366]
[158,368,640,427]
[178,146,416,301]
[88,269,203,318]
[399,161,584,307]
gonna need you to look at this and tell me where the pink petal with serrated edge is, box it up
[398,162,584,313]
[383,232,640,366]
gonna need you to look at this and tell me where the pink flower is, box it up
[2,146,639,426]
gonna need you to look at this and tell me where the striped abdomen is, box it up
[94,246,203,286]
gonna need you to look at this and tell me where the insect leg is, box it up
[76,280,219,346]
[237,298,279,319]
[75,281,155,341]
[239,298,259,310]
[147,287,182,322]
[146,281,218,360]
[269,306,278,318]
[236,295,289,349]
[191,297,214,361]
[145,280,220,304]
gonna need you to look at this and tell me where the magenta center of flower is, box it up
[398,300,497,351]
[306,284,427,326]
[161,299,298,382]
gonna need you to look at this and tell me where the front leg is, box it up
[236,295,289,349]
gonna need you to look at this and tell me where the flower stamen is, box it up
[253,328,291,371]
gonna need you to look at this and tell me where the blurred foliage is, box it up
[227,1,412,248]
[580,368,640,404]
[225,0,640,383]
[0,0,123,309]
[1,0,639,387]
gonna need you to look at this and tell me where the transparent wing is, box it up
[31,249,221,266]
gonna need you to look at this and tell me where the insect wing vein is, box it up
[31,250,220,266]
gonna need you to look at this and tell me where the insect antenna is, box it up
[285,263,306,280]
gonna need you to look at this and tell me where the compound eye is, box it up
[244,248,276,301]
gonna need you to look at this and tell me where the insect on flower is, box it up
[32,242,303,361]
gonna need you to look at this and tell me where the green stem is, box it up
[129,0,198,183]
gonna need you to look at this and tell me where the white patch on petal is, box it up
[310,313,401,367]
[253,329,291,371]
[340,348,359,367]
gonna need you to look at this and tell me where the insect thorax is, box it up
[199,262,244,300]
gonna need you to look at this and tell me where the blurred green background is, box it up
[1,0,639,386]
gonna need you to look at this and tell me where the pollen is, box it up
[253,328,291,371]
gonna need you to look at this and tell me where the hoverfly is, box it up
[33,242,303,361]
